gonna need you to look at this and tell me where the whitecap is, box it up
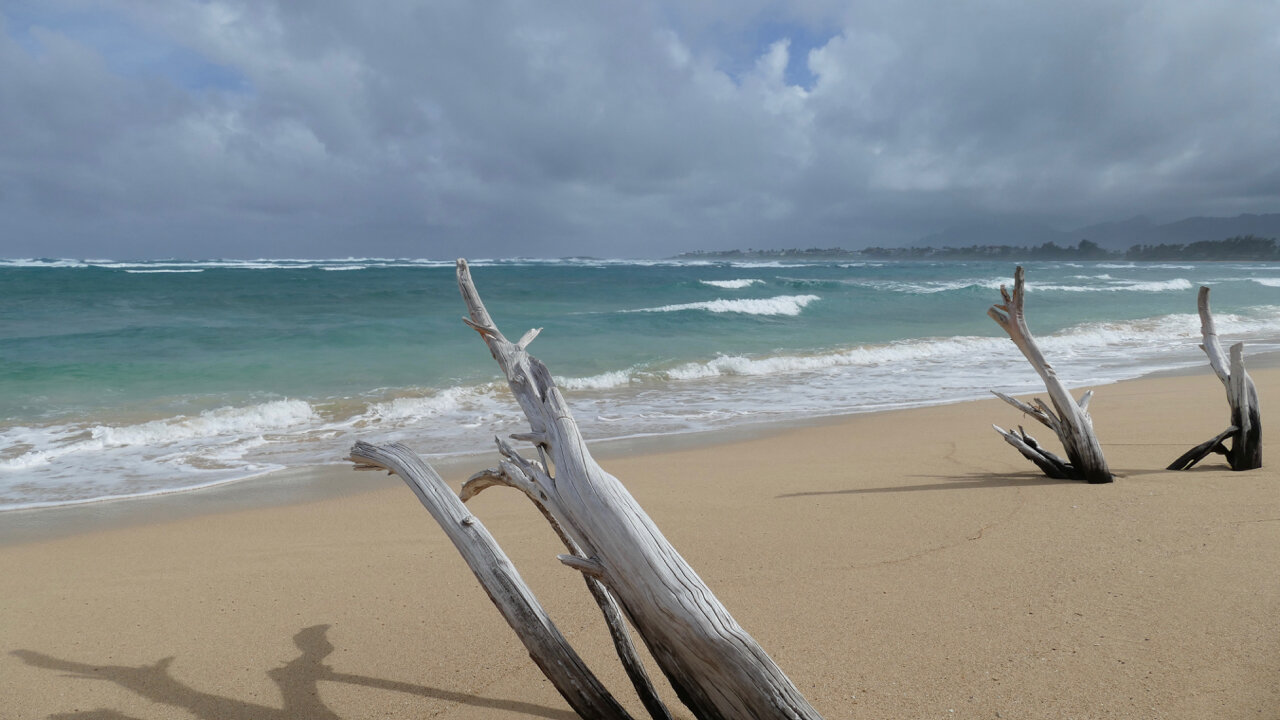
[1119,278,1195,292]
[664,336,1013,381]
[0,399,319,472]
[91,400,318,449]
[699,279,763,289]
[628,294,820,316]
[363,386,481,421]
[726,261,806,268]
[1032,278,1194,292]
[556,369,637,390]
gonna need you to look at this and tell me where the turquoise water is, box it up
[3,257,1280,509]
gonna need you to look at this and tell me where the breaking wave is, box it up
[629,294,820,316]
[0,400,319,474]
[1033,278,1195,292]
[699,279,763,289]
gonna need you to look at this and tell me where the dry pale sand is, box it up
[1,367,1277,720]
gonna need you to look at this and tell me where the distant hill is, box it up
[920,213,1280,250]
[1155,214,1280,247]
[1071,215,1161,248]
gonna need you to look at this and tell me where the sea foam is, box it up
[699,279,763,289]
[363,386,489,421]
[631,294,820,316]
[0,400,319,472]
[1032,278,1195,292]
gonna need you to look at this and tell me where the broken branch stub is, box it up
[988,266,1113,483]
[455,258,824,720]
[1167,286,1261,471]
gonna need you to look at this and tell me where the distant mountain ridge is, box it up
[917,213,1280,250]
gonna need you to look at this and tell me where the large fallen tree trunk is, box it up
[1167,286,1262,471]
[350,259,824,720]
[988,266,1113,483]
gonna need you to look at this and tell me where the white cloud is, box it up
[2,0,1278,258]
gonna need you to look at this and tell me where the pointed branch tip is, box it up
[558,554,607,578]
[1078,390,1093,411]
[516,327,542,350]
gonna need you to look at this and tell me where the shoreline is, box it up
[4,351,1274,547]
[2,363,1276,718]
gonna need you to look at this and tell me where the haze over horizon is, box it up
[3,1,1278,260]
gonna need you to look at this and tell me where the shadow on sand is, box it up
[776,471,1078,498]
[15,624,577,720]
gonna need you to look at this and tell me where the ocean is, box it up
[3,257,1279,511]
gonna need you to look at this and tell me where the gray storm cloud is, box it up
[1,0,1277,259]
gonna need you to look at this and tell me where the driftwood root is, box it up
[1170,287,1262,471]
[989,266,1113,483]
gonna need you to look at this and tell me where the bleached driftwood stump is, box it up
[350,260,824,720]
[1167,286,1262,471]
[988,266,1113,483]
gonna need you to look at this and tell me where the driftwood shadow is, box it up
[777,471,1075,498]
[14,624,577,720]
[48,707,145,712]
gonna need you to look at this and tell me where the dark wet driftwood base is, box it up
[1168,286,1261,471]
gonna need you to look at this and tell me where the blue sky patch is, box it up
[3,2,249,94]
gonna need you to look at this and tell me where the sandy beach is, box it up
[2,366,1277,720]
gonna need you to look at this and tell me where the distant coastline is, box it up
[677,234,1280,262]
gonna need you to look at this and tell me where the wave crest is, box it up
[629,294,820,316]
[93,400,318,448]
[699,279,762,289]
[0,399,318,473]
[1033,278,1195,292]
[364,387,476,421]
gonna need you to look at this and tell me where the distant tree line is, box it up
[1123,235,1278,260]
[677,247,859,259]
[680,236,1279,261]
[859,239,1114,260]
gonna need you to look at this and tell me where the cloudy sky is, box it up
[2,1,1278,259]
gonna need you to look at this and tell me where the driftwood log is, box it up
[1167,286,1262,471]
[347,441,636,720]
[350,259,824,720]
[988,266,1113,483]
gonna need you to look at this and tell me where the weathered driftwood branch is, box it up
[988,266,1113,483]
[463,440,674,720]
[454,258,824,720]
[1167,286,1262,471]
[347,441,634,720]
